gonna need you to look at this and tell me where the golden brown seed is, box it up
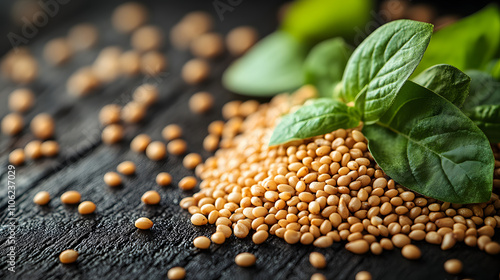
[130,134,151,152]
[309,252,326,269]
[226,26,258,56]
[67,67,100,96]
[444,259,463,275]
[168,139,187,155]
[222,100,241,119]
[119,50,141,76]
[30,113,55,140]
[189,92,214,114]
[43,38,72,66]
[345,240,369,254]
[9,88,35,113]
[33,191,50,205]
[191,213,208,226]
[2,113,24,136]
[181,58,209,84]
[485,242,500,255]
[103,172,122,187]
[60,191,81,204]
[140,51,167,76]
[179,176,197,190]
[9,149,25,165]
[211,232,226,244]
[9,53,38,84]
[313,236,333,248]
[121,102,146,123]
[162,124,183,140]
[208,120,224,136]
[252,231,269,244]
[67,23,98,51]
[441,232,456,250]
[24,140,42,159]
[133,84,158,106]
[401,244,421,260]
[391,234,411,248]
[146,141,167,161]
[310,273,327,280]
[131,25,162,52]
[59,249,78,264]
[193,236,211,249]
[117,161,136,175]
[190,33,224,59]
[78,201,96,215]
[167,267,186,280]
[141,190,161,205]
[203,134,219,152]
[135,217,153,230]
[183,153,202,170]
[112,2,148,33]
[101,124,124,144]
[355,271,372,280]
[40,140,59,157]
[156,172,172,186]
[235,252,256,267]
[92,47,122,83]
[169,11,213,49]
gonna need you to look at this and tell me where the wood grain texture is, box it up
[0,1,499,280]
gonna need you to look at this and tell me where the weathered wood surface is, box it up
[0,1,499,279]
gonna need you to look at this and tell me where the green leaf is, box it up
[412,64,470,107]
[343,19,433,124]
[465,105,500,143]
[222,31,308,96]
[484,59,500,80]
[462,70,500,111]
[363,81,494,203]
[281,0,373,44]
[415,5,500,74]
[269,98,361,146]
[304,38,353,98]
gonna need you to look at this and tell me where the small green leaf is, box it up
[304,38,353,98]
[415,5,500,74]
[281,0,373,44]
[484,59,500,80]
[363,81,494,203]
[343,19,433,124]
[222,31,308,96]
[269,98,361,146]
[466,105,500,143]
[412,64,470,107]
[462,70,500,111]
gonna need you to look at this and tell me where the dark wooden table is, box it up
[1,1,499,279]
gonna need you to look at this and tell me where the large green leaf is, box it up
[269,98,360,146]
[463,70,500,111]
[412,64,470,107]
[304,38,353,98]
[363,81,494,203]
[281,0,372,44]
[415,5,500,74]
[222,31,308,96]
[466,105,500,143]
[343,20,433,124]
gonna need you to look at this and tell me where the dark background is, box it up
[1,0,499,279]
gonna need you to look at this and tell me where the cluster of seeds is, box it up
[179,88,500,264]
[34,190,96,216]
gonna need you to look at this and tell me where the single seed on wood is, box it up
[146,141,167,161]
[345,240,369,254]
[167,267,186,280]
[130,134,151,152]
[59,249,78,264]
[99,104,121,126]
[141,190,161,205]
[310,273,327,280]
[1,113,24,136]
[156,172,172,186]
[355,271,372,280]
[30,113,55,140]
[193,236,211,249]
[121,102,146,123]
[78,201,96,215]
[183,153,202,170]
[41,140,59,157]
[101,124,124,144]
[226,26,258,56]
[67,67,100,96]
[401,244,421,260]
[24,140,42,159]
[68,23,98,51]
[444,259,462,275]
[190,33,224,59]
[135,217,153,230]
[203,134,219,152]
[131,25,163,52]
[9,88,35,112]
[189,91,214,114]
[168,139,187,155]
[181,58,209,84]
[211,232,226,244]
[60,191,81,204]
[235,252,256,267]
[119,50,141,76]
[485,242,500,255]
[133,84,158,106]
[140,51,167,76]
[179,176,197,190]
[103,172,122,187]
[9,149,25,165]
[191,213,207,226]
[117,161,136,175]
[92,46,122,83]
[309,252,326,269]
[162,124,182,140]
[43,38,72,66]
[112,2,148,33]
[33,191,50,205]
